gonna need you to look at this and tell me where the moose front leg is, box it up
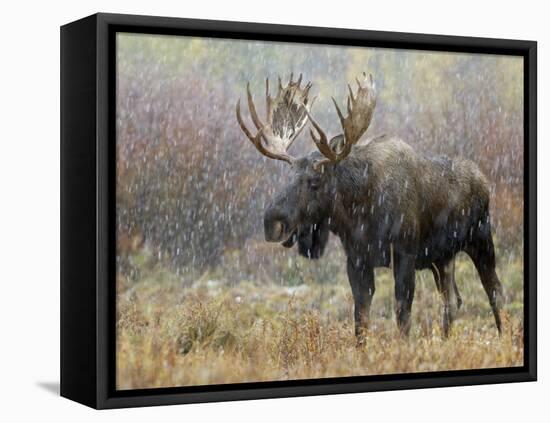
[393,252,416,336]
[346,257,375,343]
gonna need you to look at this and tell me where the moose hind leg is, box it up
[393,252,416,336]
[453,269,463,311]
[346,258,375,343]
[431,259,459,337]
[467,233,504,335]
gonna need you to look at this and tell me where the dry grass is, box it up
[116,245,524,390]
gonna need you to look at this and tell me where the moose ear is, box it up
[297,219,330,259]
[328,134,345,154]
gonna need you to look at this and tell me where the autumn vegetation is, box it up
[116,241,523,389]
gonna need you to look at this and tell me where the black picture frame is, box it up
[60,12,537,409]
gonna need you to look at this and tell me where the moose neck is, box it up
[325,156,373,237]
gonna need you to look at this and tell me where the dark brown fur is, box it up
[264,137,504,339]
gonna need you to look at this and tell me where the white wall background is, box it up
[0,0,546,420]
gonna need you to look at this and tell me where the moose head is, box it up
[236,73,376,259]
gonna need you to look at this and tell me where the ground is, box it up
[116,241,524,390]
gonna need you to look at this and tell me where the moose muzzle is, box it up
[264,207,298,247]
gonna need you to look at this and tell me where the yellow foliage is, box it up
[116,249,523,389]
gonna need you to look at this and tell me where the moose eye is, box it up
[308,177,321,190]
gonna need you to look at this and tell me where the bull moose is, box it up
[236,73,504,340]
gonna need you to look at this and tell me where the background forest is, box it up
[115,33,524,389]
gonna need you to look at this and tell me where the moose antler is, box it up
[307,73,376,167]
[236,73,313,164]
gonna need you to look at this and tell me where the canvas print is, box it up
[115,33,524,390]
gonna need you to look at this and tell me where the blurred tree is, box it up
[116,34,524,278]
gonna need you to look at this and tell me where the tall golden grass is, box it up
[116,245,523,390]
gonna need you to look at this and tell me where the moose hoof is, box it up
[354,327,368,347]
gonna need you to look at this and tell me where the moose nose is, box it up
[265,220,285,242]
[264,207,289,242]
